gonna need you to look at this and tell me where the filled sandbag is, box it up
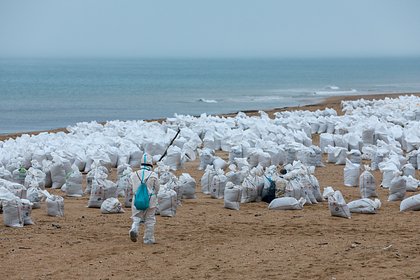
[85,165,109,195]
[210,170,227,199]
[198,148,215,170]
[163,145,182,170]
[124,182,133,208]
[0,179,27,199]
[347,150,362,164]
[328,190,351,219]
[26,185,42,209]
[157,188,177,217]
[0,166,12,181]
[359,167,377,198]
[225,165,246,186]
[322,186,335,199]
[212,157,227,171]
[46,195,64,217]
[62,165,83,197]
[309,174,323,202]
[87,178,117,208]
[24,167,46,190]
[21,198,35,225]
[348,198,381,214]
[117,168,132,198]
[2,198,24,227]
[200,165,216,195]
[224,182,242,210]
[402,163,416,178]
[268,197,306,210]
[320,133,334,153]
[388,176,406,202]
[179,173,196,199]
[405,176,418,192]
[12,167,27,185]
[100,197,125,214]
[50,159,66,189]
[344,159,360,187]
[400,194,420,212]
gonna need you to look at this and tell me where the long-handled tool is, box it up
[158,128,181,162]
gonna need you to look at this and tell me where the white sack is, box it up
[26,186,42,209]
[347,150,362,164]
[328,190,351,219]
[400,194,420,212]
[198,148,215,171]
[224,182,242,210]
[322,186,335,199]
[100,197,125,214]
[2,198,24,227]
[200,165,216,194]
[268,197,306,210]
[348,198,381,214]
[21,199,35,225]
[24,167,46,190]
[320,133,334,153]
[405,176,418,192]
[179,173,196,199]
[344,159,360,187]
[46,195,64,217]
[50,160,66,189]
[388,176,406,202]
[63,165,83,197]
[157,188,177,217]
[359,168,377,198]
[212,157,227,171]
[210,172,227,199]
[402,163,416,178]
[87,179,117,208]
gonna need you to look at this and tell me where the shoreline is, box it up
[1,92,419,141]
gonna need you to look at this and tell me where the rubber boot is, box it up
[143,225,155,244]
[129,219,140,242]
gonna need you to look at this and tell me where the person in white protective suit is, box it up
[128,154,160,244]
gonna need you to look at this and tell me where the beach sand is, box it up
[1,93,420,279]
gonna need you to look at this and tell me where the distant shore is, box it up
[1,92,419,142]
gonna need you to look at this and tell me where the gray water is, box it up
[1,57,420,134]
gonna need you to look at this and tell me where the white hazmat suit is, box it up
[129,156,159,244]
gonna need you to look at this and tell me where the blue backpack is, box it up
[134,169,152,211]
[262,175,276,203]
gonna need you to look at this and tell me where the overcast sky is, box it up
[0,0,419,58]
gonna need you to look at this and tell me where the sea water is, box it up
[1,57,420,134]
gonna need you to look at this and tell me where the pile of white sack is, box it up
[1,95,420,222]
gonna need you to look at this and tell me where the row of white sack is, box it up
[325,143,420,172]
[199,144,323,173]
[344,159,419,202]
[325,186,420,218]
[0,187,64,227]
[342,95,420,122]
[0,104,335,173]
[0,164,196,215]
[0,181,183,228]
[266,185,420,217]
[201,162,323,206]
[344,159,418,189]
[0,140,197,175]
[1,96,419,167]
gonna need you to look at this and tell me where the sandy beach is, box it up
[1,93,420,280]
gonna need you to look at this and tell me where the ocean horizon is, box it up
[1,57,420,134]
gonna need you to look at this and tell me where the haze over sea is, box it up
[1,57,420,134]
